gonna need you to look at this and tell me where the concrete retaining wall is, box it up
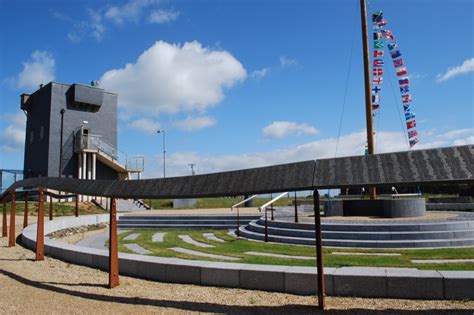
[343,198,426,218]
[21,214,474,300]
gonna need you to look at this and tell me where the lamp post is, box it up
[59,108,66,177]
[188,163,196,176]
[157,130,166,178]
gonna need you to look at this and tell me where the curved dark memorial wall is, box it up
[1,145,472,202]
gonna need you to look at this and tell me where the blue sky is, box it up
[1,0,473,179]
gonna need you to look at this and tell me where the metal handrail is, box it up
[231,195,258,210]
[259,192,289,211]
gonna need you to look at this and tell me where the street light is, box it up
[59,108,66,178]
[157,130,166,178]
[188,163,196,176]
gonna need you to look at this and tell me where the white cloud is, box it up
[105,0,158,24]
[436,57,474,82]
[148,9,180,24]
[0,112,26,153]
[128,118,160,134]
[262,121,319,139]
[250,68,269,80]
[15,51,55,91]
[140,128,473,178]
[174,116,216,132]
[279,55,298,68]
[100,40,247,115]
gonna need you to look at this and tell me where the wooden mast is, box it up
[360,0,377,199]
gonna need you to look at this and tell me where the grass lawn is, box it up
[2,201,106,216]
[118,229,474,271]
[148,197,306,210]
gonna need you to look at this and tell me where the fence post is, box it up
[313,190,325,310]
[108,198,119,288]
[36,187,45,261]
[8,190,16,247]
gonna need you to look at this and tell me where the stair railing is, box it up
[259,192,289,242]
[231,195,258,237]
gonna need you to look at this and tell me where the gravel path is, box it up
[1,215,474,313]
[178,235,214,248]
[152,232,166,242]
[203,232,226,243]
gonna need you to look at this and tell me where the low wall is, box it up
[428,197,471,204]
[343,198,426,218]
[21,214,474,300]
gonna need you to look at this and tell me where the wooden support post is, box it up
[294,191,298,223]
[313,190,325,310]
[236,207,240,237]
[49,194,53,221]
[75,194,79,217]
[270,194,274,221]
[264,207,268,242]
[36,187,45,261]
[108,198,119,288]
[2,199,8,237]
[8,190,16,247]
[23,192,29,228]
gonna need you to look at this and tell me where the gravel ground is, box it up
[1,216,474,314]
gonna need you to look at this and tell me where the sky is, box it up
[0,0,473,180]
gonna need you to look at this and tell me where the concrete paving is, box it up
[227,229,237,238]
[203,232,226,243]
[152,232,166,242]
[332,252,401,256]
[178,235,214,248]
[411,258,474,264]
[124,243,152,255]
[123,233,140,241]
[76,232,108,250]
[245,251,315,260]
[170,247,240,261]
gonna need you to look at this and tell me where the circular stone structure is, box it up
[239,210,474,248]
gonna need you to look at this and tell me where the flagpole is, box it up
[360,0,377,199]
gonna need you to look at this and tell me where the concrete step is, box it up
[118,224,243,230]
[118,219,255,225]
[247,221,474,241]
[120,215,261,221]
[260,219,474,232]
[238,226,474,248]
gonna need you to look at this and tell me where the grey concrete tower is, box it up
[21,82,142,181]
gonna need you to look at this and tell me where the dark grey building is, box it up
[21,82,143,182]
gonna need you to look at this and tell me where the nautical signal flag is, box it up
[382,30,395,40]
[396,68,408,77]
[372,104,380,110]
[408,130,418,138]
[405,112,416,120]
[393,58,404,68]
[390,50,402,59]
[373,77,383,85]
[374,59,384,67]
[374,50,384,57]
[372,11,383,22]
[400,86,410,94]
[374,41,384,49]
[372,95,381,103]
[374,19,387,29]
[403,104,411,112]
[373,68,384,76]
[373,32,383,40]
[387,42,398,51]
[399,78,410,86]
[372,86,382,93]
[402,94,412,103]
[406,120,416,129]
[409,138,420,147]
